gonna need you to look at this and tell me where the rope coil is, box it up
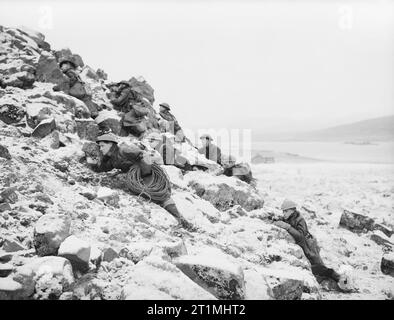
[126,163,171,203]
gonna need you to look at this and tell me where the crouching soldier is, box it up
[86,132,195,231]
[274,199,351,292]
[53,58,99,118]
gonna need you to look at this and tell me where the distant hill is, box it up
[254,115,394,142]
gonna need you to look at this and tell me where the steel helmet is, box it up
[96,133,118,144]
[159,102,171,110]
[200,133,213,141]
[281,199,297,211]
[59,58,77,69]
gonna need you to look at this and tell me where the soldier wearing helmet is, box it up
[85,133,194,231]
[274,199,352,292]
[198,134,222,165]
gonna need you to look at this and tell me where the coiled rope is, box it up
[126,163,171,203]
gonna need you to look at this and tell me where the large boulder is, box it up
[75,119,99,141]
[339,209,375,233]
[58,235,91,272]
[33,214,71,256]
[184,171,264,212]
[22,256,75,299]
[36,51,68,87]
[95,110,122,135]
[121,256,216,300]
[174,252,245,300]
[381,252,394,277]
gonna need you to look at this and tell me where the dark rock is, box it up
[33,214,71,256]
[58,235,91,272]
[0,187,18,204]
[381,253,394,277]
[339,210,375,233]
[102,247,118,262]
[373,223,393,238]
[31,118,56,138]
[174,254,245,300]
[75,119,99,141]
[0,144,11,160]
[0,263,14,277]
[0,203,11,212]
[1,237,26,253]
[370,231,393,247]
[0,104,25,125]
[36,52,69,86]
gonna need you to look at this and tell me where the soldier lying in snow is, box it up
[84,132,195,231]
[274,199,354,292]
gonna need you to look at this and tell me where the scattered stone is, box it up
[267,278,303,300]
[36,51,68,86]
[31,117,56,138]
[174,253,245,300]
[0,103,25,125]
[35,192,54,205]
[185,171,264,212]
[0,263,14,277]
[373,223,393,238]
[75,119,99,141]
[59,291,74,300]
[0,187,18,204]
[23,256,75,299]
[121,256,216,300]
[33,214,71,256]
[0,144,11,160]
[1,237,26,252]
[58,235,91,272]
[381,252,394,277]
[97,187,120,207]
[339,209,375,233]
[95,111,122,135]
[0,251,13,263]
[159,240,187,259]
[370,231,393,247]
[0,277,23,300]
[119,242,154,264]
[89,245,102,267]
[0,203,11,212]
[12,265,35,298]
[102,247,118,263]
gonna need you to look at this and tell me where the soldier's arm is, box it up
[286,218,309,243]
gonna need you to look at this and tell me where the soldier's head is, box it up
[200,134,213,147]
[96,133,118,156]
[159,102,171,113]
[59,59,76,72]
[281,199,297,219]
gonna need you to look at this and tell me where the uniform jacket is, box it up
[198,143,222,165]
[285,210,323,265]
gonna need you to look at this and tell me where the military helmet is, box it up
[159,102,171,110]
[59,58,77,69]
[96,133,118,144]
[281,199,297,211]
[200,133,213,141]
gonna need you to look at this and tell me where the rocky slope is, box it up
[0,26,393,300]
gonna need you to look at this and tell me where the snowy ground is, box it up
[253,162,394,299]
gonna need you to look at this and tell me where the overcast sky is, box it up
[1,0,393,138]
